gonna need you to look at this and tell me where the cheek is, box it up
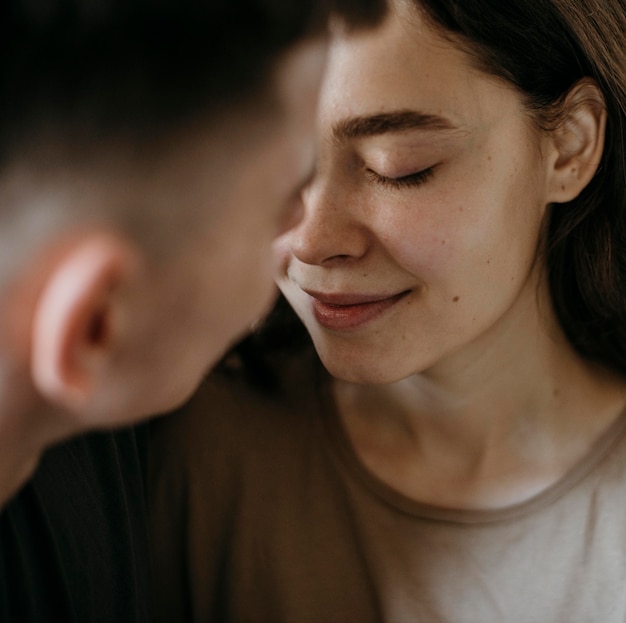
[272,234,293,279]
[389,159,545,281]
[195,218,277,327]
[392,229,453,275]
[203,252,276,353]
[376,202,462,279]
[232,234,277,311]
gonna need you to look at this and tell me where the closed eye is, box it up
[366,166,436,189]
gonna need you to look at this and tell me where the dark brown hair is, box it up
[413,0,626,373]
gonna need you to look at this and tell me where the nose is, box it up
[287,177,371,266]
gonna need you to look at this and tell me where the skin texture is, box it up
[274,4,626,509]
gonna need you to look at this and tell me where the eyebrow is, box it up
[332,110,457,141]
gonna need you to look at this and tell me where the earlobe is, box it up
[31,232,140,413]
[547,78,607,203]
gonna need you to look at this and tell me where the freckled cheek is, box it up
[381,219,458,278]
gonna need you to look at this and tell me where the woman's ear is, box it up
[30,231,140,417]
[547,78,607,203]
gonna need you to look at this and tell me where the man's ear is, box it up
[30,231,140,416]
[547,78,607,203]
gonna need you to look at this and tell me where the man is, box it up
[0,1,384,620]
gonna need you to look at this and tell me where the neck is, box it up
[0,363,78,508]
[334,291,626,509]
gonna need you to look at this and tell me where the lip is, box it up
[304,289,411,331]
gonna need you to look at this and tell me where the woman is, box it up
[149,1,626,620]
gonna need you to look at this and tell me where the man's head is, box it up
[0,0,385,428]
[0,0,384,156]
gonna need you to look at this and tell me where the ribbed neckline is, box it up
[317,364,626,525]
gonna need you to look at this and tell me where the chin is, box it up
[319,353,405,386]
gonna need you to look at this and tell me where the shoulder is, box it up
[148,343,325,476]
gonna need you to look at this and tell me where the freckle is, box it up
[453,296,460,302]
[561,184,565,191]
[487,259,491,264]
[459,207,463,212]
[553,388,560,398]
[441,240,446,245]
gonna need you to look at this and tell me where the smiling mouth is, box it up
[305,289,411,331]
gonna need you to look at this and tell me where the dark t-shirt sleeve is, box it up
[0,427,152,623]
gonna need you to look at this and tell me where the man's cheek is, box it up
[271,234,293,276]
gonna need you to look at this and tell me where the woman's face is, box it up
[274,4,557,385]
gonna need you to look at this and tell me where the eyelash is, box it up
[366,166,436,189]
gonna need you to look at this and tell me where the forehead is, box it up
[319,4,521,137]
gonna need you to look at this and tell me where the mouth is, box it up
[303,289,411,331]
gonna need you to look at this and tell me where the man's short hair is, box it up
[0,0,385,162]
